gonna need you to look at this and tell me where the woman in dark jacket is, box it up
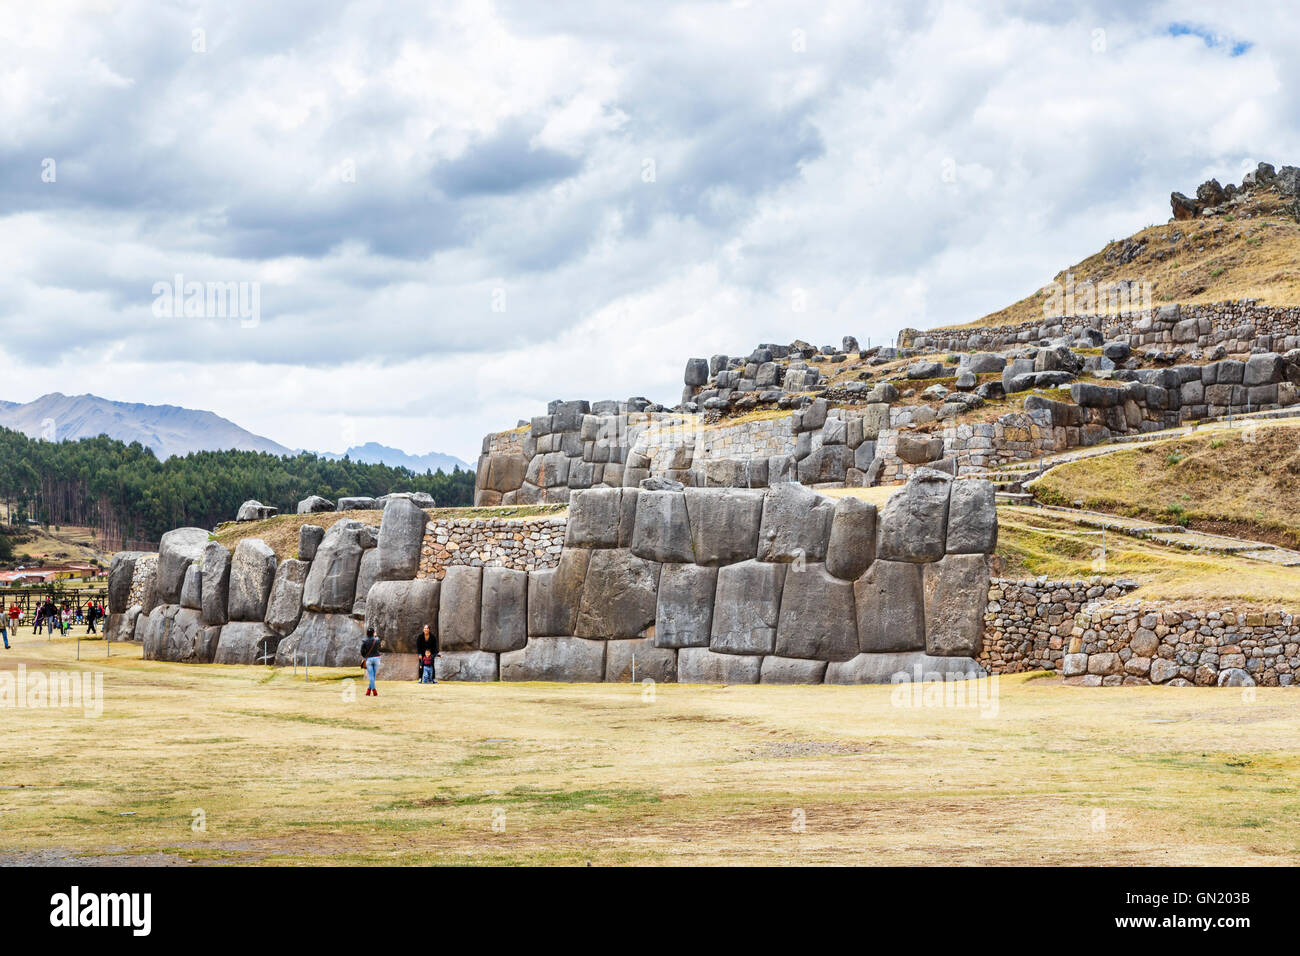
[361,627,382,697]
[416,624,439,684]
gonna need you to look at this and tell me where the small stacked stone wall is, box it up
[979,578,1300,687]
[418,517,565,580]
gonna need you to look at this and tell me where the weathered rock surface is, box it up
[825,651,985,684]
[228,538,277,622]
[685,488,763,565]
[605,637,677,683]
[877,469,951,562]
[376,497,426,580]
[200,541,231,626]
[854,559,926,653]
[264,558,310,636]
[365,578,440,653]
[773,564,858,661]
[757,482,834,562]
[922,554,990,657]
[711,560,786,655]
[302,520,364,612]
[654,563,717,648]
[760,656,828,684]
[142,605,206,663]
[677,647,762,684]
[438,566,483,650]
[436,650,500,682]
[567,488,639,549]
[500,636,606,682]
[826,496,876,580]
[180,564,202,611]
[527,548,591,636]
[299,524,325,562]
[479,567,528,653]
[575,549,660,639]
[297,495,335,514]
[630,490,694,562]
[236,500,278,522]
[945,479,997,554]
[214,621,279,665]
[157,528,211,605]
[274,612,365,668]
[108,551,149,614]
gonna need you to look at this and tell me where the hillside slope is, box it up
[945,167,1300,330]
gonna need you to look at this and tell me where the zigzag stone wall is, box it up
[106,471,999,684]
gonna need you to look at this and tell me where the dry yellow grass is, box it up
[938,192,1300,330]
[1,636,1298,865]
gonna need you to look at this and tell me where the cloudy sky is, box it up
[2,0,1297,465]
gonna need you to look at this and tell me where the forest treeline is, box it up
[0,427,475,548]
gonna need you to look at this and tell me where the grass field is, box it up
[1,635,1298,866]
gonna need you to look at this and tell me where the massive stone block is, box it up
[500,636,606,682]
[141,605,205,663]
[946,479,997,554]
[213,621,279,665]
[710,560,786,655]
[180,564,202,611]
[922,553,990,657]
[297,496,335,514]
[365,578,440,653]
[630,490,694,562]
[654,563,717,648]
[527,548,591,636]
[228,538,278,622]
[760,656,828,684]
[436,650,500,682]
[106,606,142,644]
[299,524,325,562]
[826,496,877,580]
[605,637,677,683]
[302,520,364,613]
[825,651,986,684]
[685,488,764,565]
[481,452,527,493]
[757,483,835,563]
[575,549,660,639]
[854,559,925,652]
[200,541,231,626]
[480,567,528,653]
[264,558,310,636]
[566,487,638,549]
[376,497,426,580]
[157,528,211,605]
[774,564,858,661]
[351,548,385,616]
[438,566,483,651]
[677,647,762,684]
[274,612,365,668]
[877,468,951,563]
[108,551,149,615]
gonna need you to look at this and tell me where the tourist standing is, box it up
[7,602,18,636]
[416,623,439,684]
[361,627,382,697]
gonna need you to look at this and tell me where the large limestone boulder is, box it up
[297,495,335,514]
[214,621,279,665]
[438,566,482,650]
[106,605,142,643]
[685,488,764,565]
[299,525,325,562]
[757,483,835,563]
[825,651,986,684]
[774,564,858,661]
[302,520,364,613]
[527,548,591,636]
[337,496,380,511]
[157,528,211,605]
[264,558,310,636]
[108,551,150,614]
[922,554,990,657]
[351,548,385,617]
[566,488,638,549]
[227,539,278,622]
[436,650,500,682]
[946,479,997,554]
[877,468,951,563]
[677,647,762,684]
[605,637,677,683]
[500,636,606,682]
[630,490,694,562]
[854,559,925,652]
[236,500,277,522]
[274,612,365,667]
[141,605,205,663]
[654,564,716,648]
[710,560,786,655]
[200,541,231,626]
[365,578,440,652]
[760,656,828,683]
[825,496,877,580]
[180,564,203,611]
[479,568,527,653]
[575,549,660,639]
[375,497,426,580]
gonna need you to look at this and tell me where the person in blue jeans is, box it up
[361,627,382,697]
[1,619,8,649]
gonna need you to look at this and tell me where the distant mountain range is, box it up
[0,393,471,472]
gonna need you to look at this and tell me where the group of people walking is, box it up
[0,597,105,649]
[360,623,439,697]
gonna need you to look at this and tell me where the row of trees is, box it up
[0,427,475,547]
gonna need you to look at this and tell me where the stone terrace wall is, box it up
[111,470,999,685]
[417,516,565,580]
[904,302,1300,356]
[979,579,1299,687]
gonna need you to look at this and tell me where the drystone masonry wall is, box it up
[417,516,565,580]
[106,471,999,685]
[904,303,1300,356]
[979,579,1299,687]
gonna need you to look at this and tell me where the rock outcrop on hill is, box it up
[1171,161,1300,220]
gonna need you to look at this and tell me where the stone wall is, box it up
[979,578,1299,687]
[418,516,565,580]
[112,471,999,685]
[904,302,1300,356]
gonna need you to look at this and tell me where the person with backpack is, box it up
[86,601,100,635]
[361,627,382,697]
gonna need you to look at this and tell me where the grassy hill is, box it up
[941,188,1300,330]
